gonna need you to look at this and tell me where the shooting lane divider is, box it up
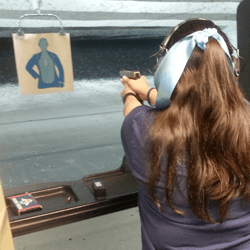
[0,180,15,250]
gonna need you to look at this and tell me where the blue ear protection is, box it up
[149,18,240,110]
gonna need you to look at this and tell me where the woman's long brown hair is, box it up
[148,20,250,224]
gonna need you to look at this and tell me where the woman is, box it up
[121,19,250,249]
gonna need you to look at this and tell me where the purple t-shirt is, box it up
[121,105,250,250]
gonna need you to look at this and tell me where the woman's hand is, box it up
[120,75,151,101]
[121,75,157,106]
[120,81,136,101]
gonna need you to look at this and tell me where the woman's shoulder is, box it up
[121,105,156,141]
[124,105,156,123]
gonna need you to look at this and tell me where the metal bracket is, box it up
[17,14,65,36]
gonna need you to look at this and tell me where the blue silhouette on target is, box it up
[26,38,64,89]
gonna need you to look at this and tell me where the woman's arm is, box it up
[123,95,142,117]
[120,82,142,117]
[120,76,157,107]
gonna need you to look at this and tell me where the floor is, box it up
[13,207,142,250]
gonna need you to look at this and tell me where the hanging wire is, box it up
[37,0,42,14]
[17,13,65,36]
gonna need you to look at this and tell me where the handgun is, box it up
[119,70,141,79]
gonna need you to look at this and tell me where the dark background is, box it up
[0,37,163,84]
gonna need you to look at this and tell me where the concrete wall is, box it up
[0,0,242,39]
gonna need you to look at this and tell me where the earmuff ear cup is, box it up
[232,55,240,77]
